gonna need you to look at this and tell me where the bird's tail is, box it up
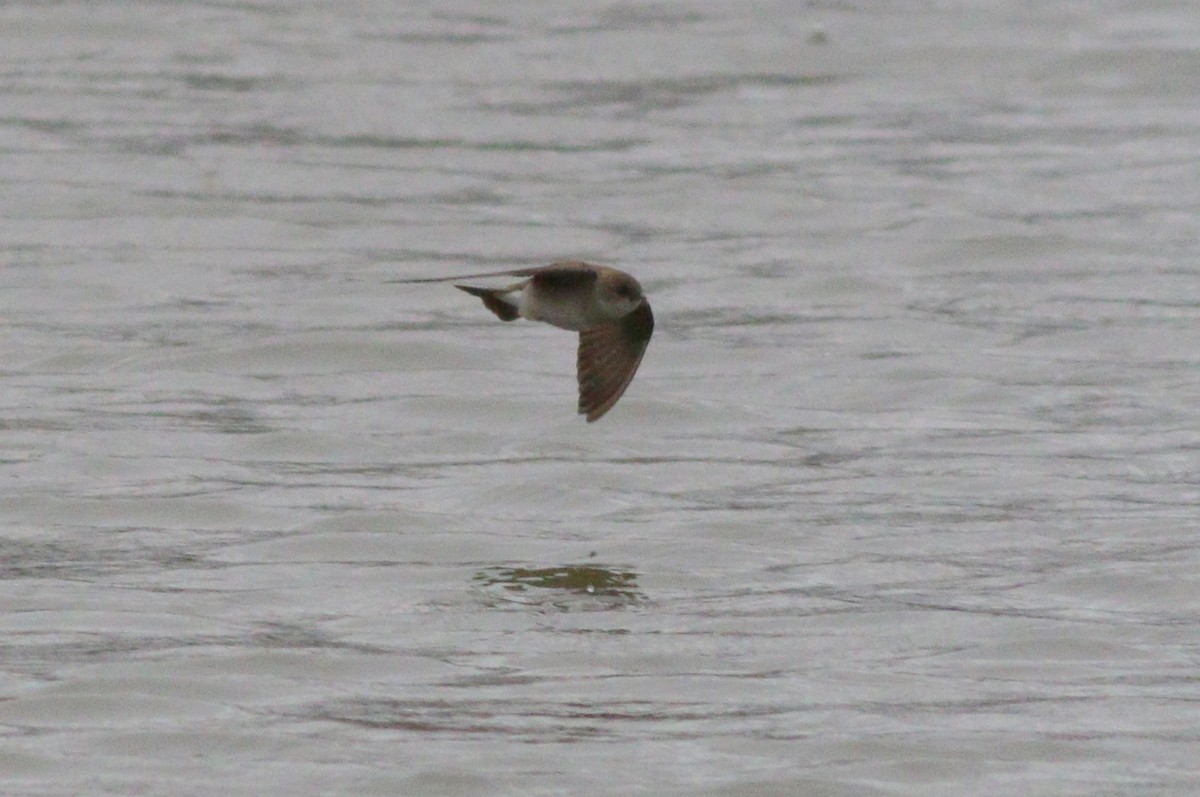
[455,285,520,321]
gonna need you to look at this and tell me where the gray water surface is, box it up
[2,2,1199,795]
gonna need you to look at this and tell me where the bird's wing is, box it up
[576,301,654,422]
[390,261,599,285]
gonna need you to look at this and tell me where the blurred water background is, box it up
[2,1,1199,794]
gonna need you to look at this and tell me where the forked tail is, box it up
[455,285,520,321]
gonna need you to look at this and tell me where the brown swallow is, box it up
[396,261,653,422]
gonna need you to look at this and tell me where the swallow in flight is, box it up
[398,261,653,422]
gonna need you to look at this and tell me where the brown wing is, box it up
[527,263,598,291]
[391,261,600,285]
[576,301,654,422]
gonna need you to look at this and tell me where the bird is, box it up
[395,261,653,422]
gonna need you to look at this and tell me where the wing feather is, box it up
[391,261,598,285]
[576,302,654,422]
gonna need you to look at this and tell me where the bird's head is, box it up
[596,270,645,317]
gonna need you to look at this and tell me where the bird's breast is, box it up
[519,284,610,331]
